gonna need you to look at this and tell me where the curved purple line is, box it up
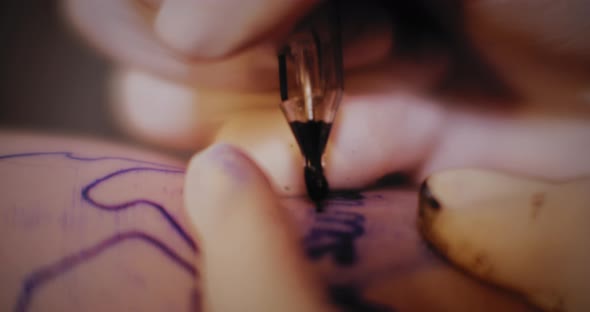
[0,151,194,250]
[81,167,197,252]
[5,152,198,311]
[0,152,183,170]
[14,230,197,312]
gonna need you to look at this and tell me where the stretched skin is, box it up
[0,132,534,312]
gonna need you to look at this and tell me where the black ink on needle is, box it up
[290,121,332,208]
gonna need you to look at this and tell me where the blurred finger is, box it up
[63,0,278,91]
[462,0,590,109]
[184,144,333,312]
[466,0,590,62]
[65,0,394,94]
[109,69,277,150]
[155,0,393,67]
[155,0,319,59]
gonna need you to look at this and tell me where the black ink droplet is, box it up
[326,190,364,201]
[420,180,440,210]
[304,165,329,212]
[329,285,394,312]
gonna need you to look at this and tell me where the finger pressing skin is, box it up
[184,144,334,312]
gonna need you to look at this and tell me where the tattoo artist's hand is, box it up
[184,144,335,312]
[65,0,590,194]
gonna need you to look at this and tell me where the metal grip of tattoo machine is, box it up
[277,1,344,125]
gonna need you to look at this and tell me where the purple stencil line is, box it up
[0,151,195,250]
[4,152,199,311]
[81,166,197,252]
[0,152,183,170]
[14,230,197,312]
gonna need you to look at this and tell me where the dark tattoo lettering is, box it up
[329,285,395,312]
[303,191,381,266]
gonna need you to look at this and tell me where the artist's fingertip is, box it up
[184,143,272,234]
[109,69,217,150]
[185,143,250,215]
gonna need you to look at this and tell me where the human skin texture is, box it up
[0,132,534,312]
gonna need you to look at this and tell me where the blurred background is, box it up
[0,0,121,141]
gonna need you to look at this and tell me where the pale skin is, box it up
[13,0,590,310]
[0,132,535,311]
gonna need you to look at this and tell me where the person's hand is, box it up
[65,0,590,195]
[184,144,337,312]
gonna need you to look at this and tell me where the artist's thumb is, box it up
[184,143,334,312]
[155,0,319,59]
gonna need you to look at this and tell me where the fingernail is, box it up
[155,0,250,58]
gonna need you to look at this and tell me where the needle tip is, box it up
[304,165,329,206]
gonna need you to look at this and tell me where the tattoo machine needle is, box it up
[277,2,343,207]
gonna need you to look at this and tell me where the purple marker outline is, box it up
[1,152,198,312]
[15,230,197,312]
[81,167,196,251]
[0,152,183,170]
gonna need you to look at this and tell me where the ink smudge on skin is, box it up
[329,285,395,312]
[304,210,366,265]
[328,190,365,201]
[304,190,377,266]
[306,192,394,310]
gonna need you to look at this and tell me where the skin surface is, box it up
[0,132,535,311]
